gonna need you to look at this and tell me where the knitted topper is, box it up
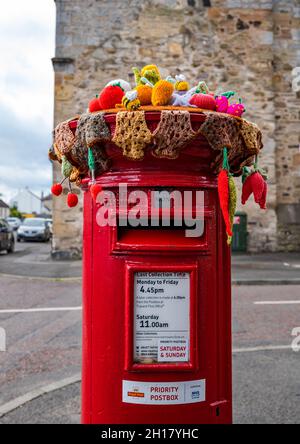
[241,156,267,209]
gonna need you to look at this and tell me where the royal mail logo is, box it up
[127,390,145,398]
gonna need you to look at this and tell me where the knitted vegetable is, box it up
[67,192,78,208]
[227,99,245,117]
[89,95,102,113]
[90,183,102,202]
[151,79,174,106]
[132,65,161,86]
[189,93,216,111]
[98,85,124,110]
[215,92,236,113]
[218,148,232,239]
[136,84,152,105]
[51,183,63,196]
[195,81,210,95]
[227,175,237,244]
[259,181,267,209]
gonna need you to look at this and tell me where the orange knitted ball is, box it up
[189,93,216,111]
[151,80,174,106]
[136,84,152,106]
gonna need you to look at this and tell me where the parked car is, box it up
[45,219,53,236]
[17,218,51,242]
[0,218,15,253]
[6,217,21,231]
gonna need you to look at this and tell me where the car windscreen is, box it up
[22,219,45,227]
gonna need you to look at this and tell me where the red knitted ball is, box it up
[51,183,63,196]
[89,97,102,112]
[90,183,102,202]
[98,85,124,110]
[67,193,78,208]
[189,93,216,111]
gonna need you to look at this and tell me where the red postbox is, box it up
[79,112,232,424]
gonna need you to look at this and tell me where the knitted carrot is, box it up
[218,148,232,238]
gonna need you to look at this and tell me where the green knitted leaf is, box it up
[61,155,73,178]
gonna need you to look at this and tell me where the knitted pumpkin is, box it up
[98,85,124,110]
[189,93,216,111]
[151,80,174,106]
[136,84,152,105]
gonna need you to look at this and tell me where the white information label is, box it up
[134,271,190,364]
[122,379,205,405]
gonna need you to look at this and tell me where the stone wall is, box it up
[52,0,300,257]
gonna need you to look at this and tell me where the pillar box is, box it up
[75,112,232,424]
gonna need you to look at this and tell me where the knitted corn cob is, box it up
[227,175,237,245]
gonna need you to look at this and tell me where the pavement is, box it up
[0,240,299,424]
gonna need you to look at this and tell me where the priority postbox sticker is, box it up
[122,379,205,405]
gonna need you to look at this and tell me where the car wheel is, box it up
[7,239,15,253]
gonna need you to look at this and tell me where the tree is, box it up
[10,205,23,219]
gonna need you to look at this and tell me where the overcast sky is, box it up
[0,0,56,203]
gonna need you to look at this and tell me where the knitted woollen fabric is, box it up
[228,175,237,244]
[240,120,263,155]
[85,112,111,147]
[54,120,75,155]
[61,155,73,178]
[112,111,152,160]
[151,80,174,106]
[152,110,197,159]
[72,113,111,176]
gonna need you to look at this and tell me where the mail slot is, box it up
[80,112,232,424]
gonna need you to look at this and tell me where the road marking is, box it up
[233,345,292,353]
[0,373,81,418]
[254,300,300,305]
[0,306,82,314]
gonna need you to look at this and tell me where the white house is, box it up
[10,188,51,215]
[0,199,10,218]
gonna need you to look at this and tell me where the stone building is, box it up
[52,0,300,258]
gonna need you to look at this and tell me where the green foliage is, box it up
[10,206,22,219]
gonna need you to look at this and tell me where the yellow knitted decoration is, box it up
[136,84,152,105]
[112,111,152,160]
[227,175,237,245]
[175,80,189,91]
[151,80,174,106]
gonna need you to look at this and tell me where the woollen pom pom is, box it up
[151,80,174,106]
[215,96,229,113]
[90,183,102,202]
[67,193,78,208]
[136,84,152,105]
[189,93,216,111]
[51,183,63,196]
[89,96,102,113]
[98,85,124,110]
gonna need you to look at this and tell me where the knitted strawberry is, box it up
[98,85,124,110]
[89,95,102,112]
[67,192,78,208]
[51,183,63,196]
[215,91,235,113]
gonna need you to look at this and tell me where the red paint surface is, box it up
[80,112,232,424]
